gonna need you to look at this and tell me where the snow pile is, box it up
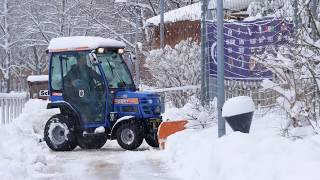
[163,112,320,180]
[0,100,58,179]
[27,75,48,82]
[94,126,105,133]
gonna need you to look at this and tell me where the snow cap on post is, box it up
[222,96,255,133]
[47,36,126,52]
[222,96,255,117]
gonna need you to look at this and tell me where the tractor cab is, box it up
[44,36,162,151]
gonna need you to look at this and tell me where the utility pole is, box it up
[200,0,208,106]
[293,0,299,28]
[311,0,319,40]
[217,0,225,137]
[312,0,318,20]
[135,0,140,87]
[160,0,165,48]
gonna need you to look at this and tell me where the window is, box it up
[50,55,62,90]
[98,52,134,88]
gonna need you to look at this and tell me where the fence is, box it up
[224,79,278,108]
[144,82,279,107]
[0,93,28,124]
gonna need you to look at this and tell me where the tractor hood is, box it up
[115,91,160,99]
[114,90,164,116]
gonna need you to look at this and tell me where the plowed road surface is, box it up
[37,142,177,180]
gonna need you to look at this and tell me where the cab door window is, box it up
[50,55,62,91]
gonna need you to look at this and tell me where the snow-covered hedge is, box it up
[145,38,200,108]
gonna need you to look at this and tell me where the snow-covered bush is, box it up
[184,96,217,129]
[163,96,216,129]
[145,38,200,107]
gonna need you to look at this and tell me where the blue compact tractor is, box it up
[44,36,163,151]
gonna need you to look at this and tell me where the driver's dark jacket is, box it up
[63,64,101,102]
[63,64,104,123]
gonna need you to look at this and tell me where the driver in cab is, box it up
[63,54,104,123]
[64,55,101,94]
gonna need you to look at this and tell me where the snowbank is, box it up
[163,111,320,180]
[0,100,58,179]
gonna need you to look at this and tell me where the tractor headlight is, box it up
[118,48,124,54]
[97,48,105,53]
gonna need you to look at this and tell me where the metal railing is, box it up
[0,93,27,124]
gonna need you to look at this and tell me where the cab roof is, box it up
[47,36,126,52]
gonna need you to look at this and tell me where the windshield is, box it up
[97,51,134,89]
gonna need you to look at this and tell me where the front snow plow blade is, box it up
[157,120,188,149]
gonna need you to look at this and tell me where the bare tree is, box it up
[255,0,320,134]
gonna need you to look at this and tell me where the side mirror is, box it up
[89,50,98,64]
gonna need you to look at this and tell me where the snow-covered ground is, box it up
[1,99,320,179]
[163,111,320,180]
[0,100,175,180]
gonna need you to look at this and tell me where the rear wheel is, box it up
[44,114,77,151]
[77,134,107,149]
[116,122,144,150]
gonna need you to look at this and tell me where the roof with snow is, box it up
[48,36,126,52]
[146,3,201,26]
[146,0,258,26]
[27,75,48,82]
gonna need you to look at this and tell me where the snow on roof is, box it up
[27,75,48,82]
[146,0,261,26]
[114,0,127,2]
[146,3,201,26]
[208,0,262,12]
[48,36,126,52]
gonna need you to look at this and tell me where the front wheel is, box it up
[116,122,144,150]
[44,114,77,151]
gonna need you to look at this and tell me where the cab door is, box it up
[50,52,107,128]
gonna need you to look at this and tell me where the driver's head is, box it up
[77,55,87,67]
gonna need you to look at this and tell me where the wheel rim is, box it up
[121,128,135,145]
[50,123,66,145]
